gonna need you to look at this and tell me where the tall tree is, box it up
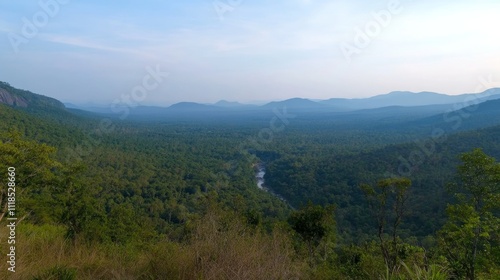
[361,177,411,273]
[439,148,500,280]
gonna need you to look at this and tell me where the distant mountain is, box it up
[168,102,219,111]
[63,102,113,110]
[60,88,500,117]
[5,80,500,127]
[338,104,453,123]
[213,100,255,108]
[63,102,81,109]
[321,88,500,110]
[369,91,458,105]
[262,98,328,111]
[403,97,500,133]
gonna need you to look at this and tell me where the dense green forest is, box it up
[0,82,499,279]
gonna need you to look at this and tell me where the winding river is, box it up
[255,163,290,205]
[256,164,266,190]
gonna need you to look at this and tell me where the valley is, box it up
[1,81,499,279]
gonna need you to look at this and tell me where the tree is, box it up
[0,131,108,242]
[58,163,108,243]
[0,130,61,223]
[288,202,335,263]
[361,177,411,273]
[439,148,500,279]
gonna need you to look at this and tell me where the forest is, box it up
[0,81,499,279]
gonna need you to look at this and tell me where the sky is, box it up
[1,0,500,106]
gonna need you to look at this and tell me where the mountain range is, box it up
[1,81,500,131]
[63,88,500,115]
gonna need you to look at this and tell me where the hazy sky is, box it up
[1,0,499,105]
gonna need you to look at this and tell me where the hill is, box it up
[320,88,500,110]
[63,88,500,122]
[1,81,499,279]
[0,81,65,110]
[403,97,500,133]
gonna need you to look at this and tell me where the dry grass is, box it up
[0,211,304,279]
[0,224,149,280]
[148,210,304,280]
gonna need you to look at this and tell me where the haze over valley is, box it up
[1,1,500,279]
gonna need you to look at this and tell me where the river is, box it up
[256,164,266,190]
[255,163,290,205]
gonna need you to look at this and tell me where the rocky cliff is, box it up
[0,88,28,107]
[0,82,65,110]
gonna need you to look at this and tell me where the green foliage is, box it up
[59,176,108,242]
[334,243,386,279]
[0,130,62,223]
[0,130,60,185]
[439,148,500,279]
[3,81,500,278]
[381,262,449,280]
[289,202,336,264]
[361,177,411,272]
[289,202,334,246]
